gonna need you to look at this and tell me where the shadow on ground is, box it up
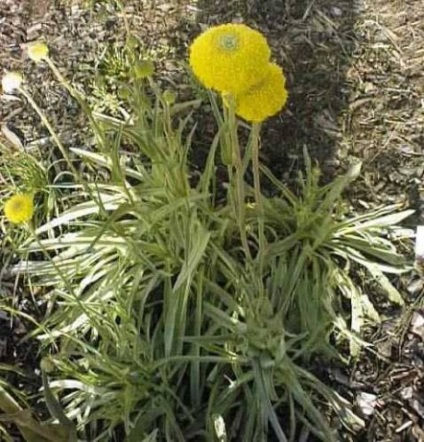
[183,0,357,180]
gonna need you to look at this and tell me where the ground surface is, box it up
[1,0,424,440]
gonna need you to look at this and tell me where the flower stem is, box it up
[251,123,266,250]
[227,102,251,260]
[19,87,79,178]
[45,57,107,149]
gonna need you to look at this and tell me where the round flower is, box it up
[189,23,271,94]
[4,193,34,224]
[27,41,49,63]
[1,71,23,94]
[234,63,288,123]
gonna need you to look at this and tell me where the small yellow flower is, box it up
[1,71,23,94]
[4,193,34,224]
[27,41,49,63]
[189,23,271,94]
[234,63,288,123]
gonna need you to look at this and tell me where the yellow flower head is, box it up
[27,41,49,63]
[234,63,288,123]
[4,193,34,224]
[189,23,271,94]
[1,71,23,94]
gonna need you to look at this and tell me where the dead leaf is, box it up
[356,392,378,416]
[1,123,24,150]
[411,311,424,341]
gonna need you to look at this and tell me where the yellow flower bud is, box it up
[1,71,23,94]
[40,357,55,373]
[162,90,176,105]
[27,41,49,63]
[133,60,154,79]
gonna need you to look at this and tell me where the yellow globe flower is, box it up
[189,23,271,94]
[27,41,49,63]
[4,193,34,224]
[234,63,288,123]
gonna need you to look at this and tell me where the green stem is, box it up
[45,57,107,149]
[251,123,266,251]
[20,69,109,209]
[227,101,251,260]
[19,87,79,178]
[118,0,131,40]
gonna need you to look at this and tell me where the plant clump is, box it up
[0,22,412,442]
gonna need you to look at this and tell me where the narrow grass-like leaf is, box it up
[173,228,211,292]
